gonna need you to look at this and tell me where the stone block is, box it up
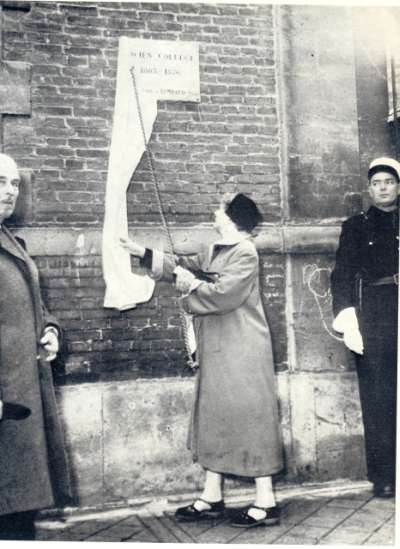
[289,373,366,483]
[0,61,31,115]
[102,378,201,501]
[289,376,318,480]
[314,378,366,480]
[290,254,355,373]
[57,384,103,507]
[280,5,361,220]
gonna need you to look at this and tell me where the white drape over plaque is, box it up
[103,37,200,310]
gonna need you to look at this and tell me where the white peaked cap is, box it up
[368,157,400,180]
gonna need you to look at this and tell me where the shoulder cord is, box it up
[130,66,197,370]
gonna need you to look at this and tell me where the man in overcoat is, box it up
[331,156,399,498]
[0,154,71,539]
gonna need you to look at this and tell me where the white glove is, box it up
[39,326,60,362]
[343,328,364,355]
[332,307,364,355]
[174,266,197,294]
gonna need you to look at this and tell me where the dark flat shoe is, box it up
[230,505,280,528]
[373,483,395,498]
[2,402,31,421]
[175,498,225,521]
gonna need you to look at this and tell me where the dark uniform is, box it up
[331,205,398,491]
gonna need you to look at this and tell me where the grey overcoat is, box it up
[0,226,71,516]
[151,236,283,477]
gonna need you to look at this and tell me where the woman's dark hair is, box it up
[225,193,263,232]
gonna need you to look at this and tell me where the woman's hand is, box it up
[120,237,146,258]
[174,266,196,294]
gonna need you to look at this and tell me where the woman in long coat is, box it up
[0,154,71,539]
[121,193,283,527]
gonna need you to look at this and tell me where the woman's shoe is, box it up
[1,402,31,420]
[230,505,280,528]
[175,499,225,521]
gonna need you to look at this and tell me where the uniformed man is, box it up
[331,157,399,498]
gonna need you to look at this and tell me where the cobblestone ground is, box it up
[36,485,395,545]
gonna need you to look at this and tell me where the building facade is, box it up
[2,1,398,508]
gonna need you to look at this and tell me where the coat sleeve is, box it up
[181,246,258,316]
[330,218,361,317]
[140,242,208,282]
[16,236,62,338]
[42,306,61,338]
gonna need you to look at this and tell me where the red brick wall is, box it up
[4,2,281,224]
[3,2,287,382]
[35,252,287,382]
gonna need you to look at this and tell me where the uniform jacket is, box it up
[331,205,399,317]
[0,226,71,515]
[147,237,283,477]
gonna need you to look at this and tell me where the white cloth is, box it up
[102,38,156,310]
[332,306,364,355]
[102,37,200,310]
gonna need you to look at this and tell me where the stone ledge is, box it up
[13,224,342,256]
[37,479,372,520]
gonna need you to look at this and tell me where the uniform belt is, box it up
[368,274,399,286]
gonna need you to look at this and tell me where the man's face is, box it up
[0,158,20,223]
[368,171,399,210]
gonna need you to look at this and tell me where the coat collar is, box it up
[208,233,251,267]
[367,205,399,217]
[0,224,27,262]
[213,232,250,247]
[364,205,399,227]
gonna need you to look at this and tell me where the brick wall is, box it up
[34,250,287,382]
[4,2,280,225]
[3,2,286,382]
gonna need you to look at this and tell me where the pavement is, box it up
[35,482,395,545]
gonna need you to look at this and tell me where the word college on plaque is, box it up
[129,38,200,100]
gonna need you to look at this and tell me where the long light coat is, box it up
[153,237,283,477]
[0,226,71,516]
